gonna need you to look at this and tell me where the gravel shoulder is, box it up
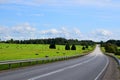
[102,56,120,80]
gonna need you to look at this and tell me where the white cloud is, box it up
[93,29,112,36]
[40,29,60,35]
[0,24,119,41]
[92,29,113,41]
[0,26,14,40]
[0,23,38,40]
[0,26,9,34]
[12,23,36,34]
[60,27,70,38]
[73,28,81,35]
[39,28,71,39]
[0,24,82,40]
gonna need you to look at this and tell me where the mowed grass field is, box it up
[0,43,94,61]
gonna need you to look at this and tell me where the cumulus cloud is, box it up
[0,26,13,40]
[0,23,37,40]
[92,29,113,41]
[93,29,112,36]
[40,29,60,35]
[0,23,119,41]
[12,23,36,34]
[38,27,83,40]
[39,29,60,38]
[0,24,83,40]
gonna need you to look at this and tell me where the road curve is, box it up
[0,45,109,80]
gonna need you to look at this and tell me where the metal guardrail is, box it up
[0,57,66,65]
[0,53,89,69]
[105,53,120,65]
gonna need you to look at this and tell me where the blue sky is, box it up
[0,0,120,41]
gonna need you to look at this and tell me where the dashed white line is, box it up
[28,54,97,80]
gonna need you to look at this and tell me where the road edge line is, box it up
[94,56,109,80]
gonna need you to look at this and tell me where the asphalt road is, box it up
[0,45,109,80]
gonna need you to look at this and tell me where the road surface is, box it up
[0,45,109,80]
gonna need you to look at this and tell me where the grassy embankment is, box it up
[116,47,120,59]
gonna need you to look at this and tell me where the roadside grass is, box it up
[116,47,120,59]
[0,64,9,70]
[101,47,105,53]
[116,55,120,59]
[0,43,94,61]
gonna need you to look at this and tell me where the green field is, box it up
[116,55,120,59]
[0,43,94,61]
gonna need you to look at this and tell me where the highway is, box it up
[0,45,109,80]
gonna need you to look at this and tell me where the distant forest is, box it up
[100,40,120,55]
[101,40,120,47]
[1,37,95,46]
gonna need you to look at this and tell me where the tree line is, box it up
[2,37,95,46]
[100,40,120,55]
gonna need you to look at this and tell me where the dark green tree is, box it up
[115,51,120,55]
[9,38,14,43]
[85,45,88,48]
[49,43,56,49]
[82,46,85,50]
[65,43,70,50]
[104,43,117,53]
[100,41,104,47]
[71,44,76,50]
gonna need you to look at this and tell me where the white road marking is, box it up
[94,56,109,80]
[28,53,97,80]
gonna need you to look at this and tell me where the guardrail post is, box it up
[47,59,49,63]
[56,58,58,61]
[36,61,38,64]
[20,62,22,67]
[29,61,31,65]
[52,58,54,62]
[8,64,11,69]
[42,60,44,63]
[50,59,52,62]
